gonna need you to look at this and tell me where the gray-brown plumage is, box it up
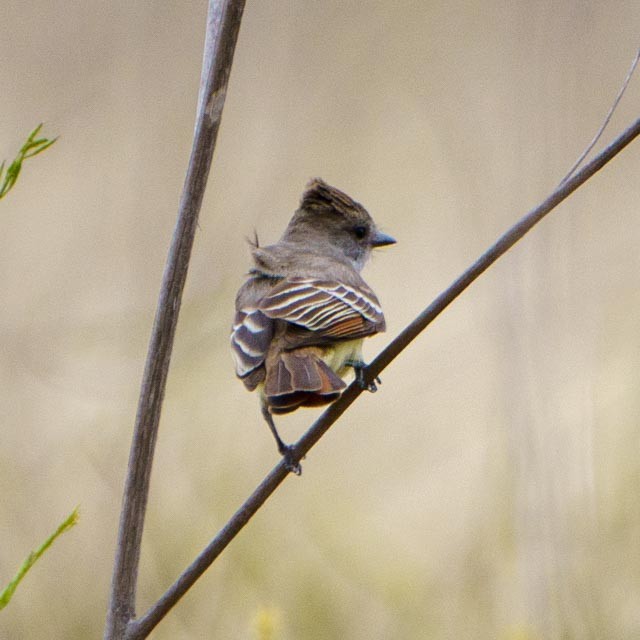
[231,178,395,472]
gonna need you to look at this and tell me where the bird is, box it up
[231,178,395,473]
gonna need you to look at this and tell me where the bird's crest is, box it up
[300,178,365,216]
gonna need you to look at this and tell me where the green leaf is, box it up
[0,506,79,610]
[0,124,58,199]
[24,137,58,159]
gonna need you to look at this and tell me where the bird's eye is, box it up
[353,225,367,239]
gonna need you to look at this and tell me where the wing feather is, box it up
[259,277,385,339]
[230,308,273,379]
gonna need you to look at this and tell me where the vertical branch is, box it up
[103,2,246,639]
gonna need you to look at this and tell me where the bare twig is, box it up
[559,47,640,185]
[103,2,246,639]
[128,116,640,639]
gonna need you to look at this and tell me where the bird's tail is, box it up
[265,348,346,414]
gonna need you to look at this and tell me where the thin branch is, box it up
[129,115,640,639]
[103,2,246,639]
[559,47,640,185]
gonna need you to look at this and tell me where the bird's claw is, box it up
[351,362,381,393]
[280,444,302,476]
[362,378,378,393]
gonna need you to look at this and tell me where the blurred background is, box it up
[1,2,640,638]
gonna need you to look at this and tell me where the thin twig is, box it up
[103,2,246,639]
[559,47,640,185]
[128,115,640,640]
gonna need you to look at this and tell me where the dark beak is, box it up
[371,230,396,247]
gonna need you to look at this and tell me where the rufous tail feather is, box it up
[265,349,346,414]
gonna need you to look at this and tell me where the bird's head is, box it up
[282,178,396,271]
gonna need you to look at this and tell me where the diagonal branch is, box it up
[103,2,246,639]
[128,115,640,639]
[558,47,640,186]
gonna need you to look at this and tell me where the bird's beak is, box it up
[371,230,396,247]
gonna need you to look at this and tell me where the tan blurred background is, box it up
[2,2,640,638]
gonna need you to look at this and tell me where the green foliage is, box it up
[0,124,58,200]
[0,506,79,610]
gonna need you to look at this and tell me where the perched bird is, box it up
[231,178,395,473]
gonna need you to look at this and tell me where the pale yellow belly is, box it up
[320,338,363,380]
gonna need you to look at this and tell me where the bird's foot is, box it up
[280,444,302,476]
[348,360,381,393]
[263,403,303,475]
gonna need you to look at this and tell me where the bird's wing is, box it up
[259,276,386,341]
[231,306,273,381]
